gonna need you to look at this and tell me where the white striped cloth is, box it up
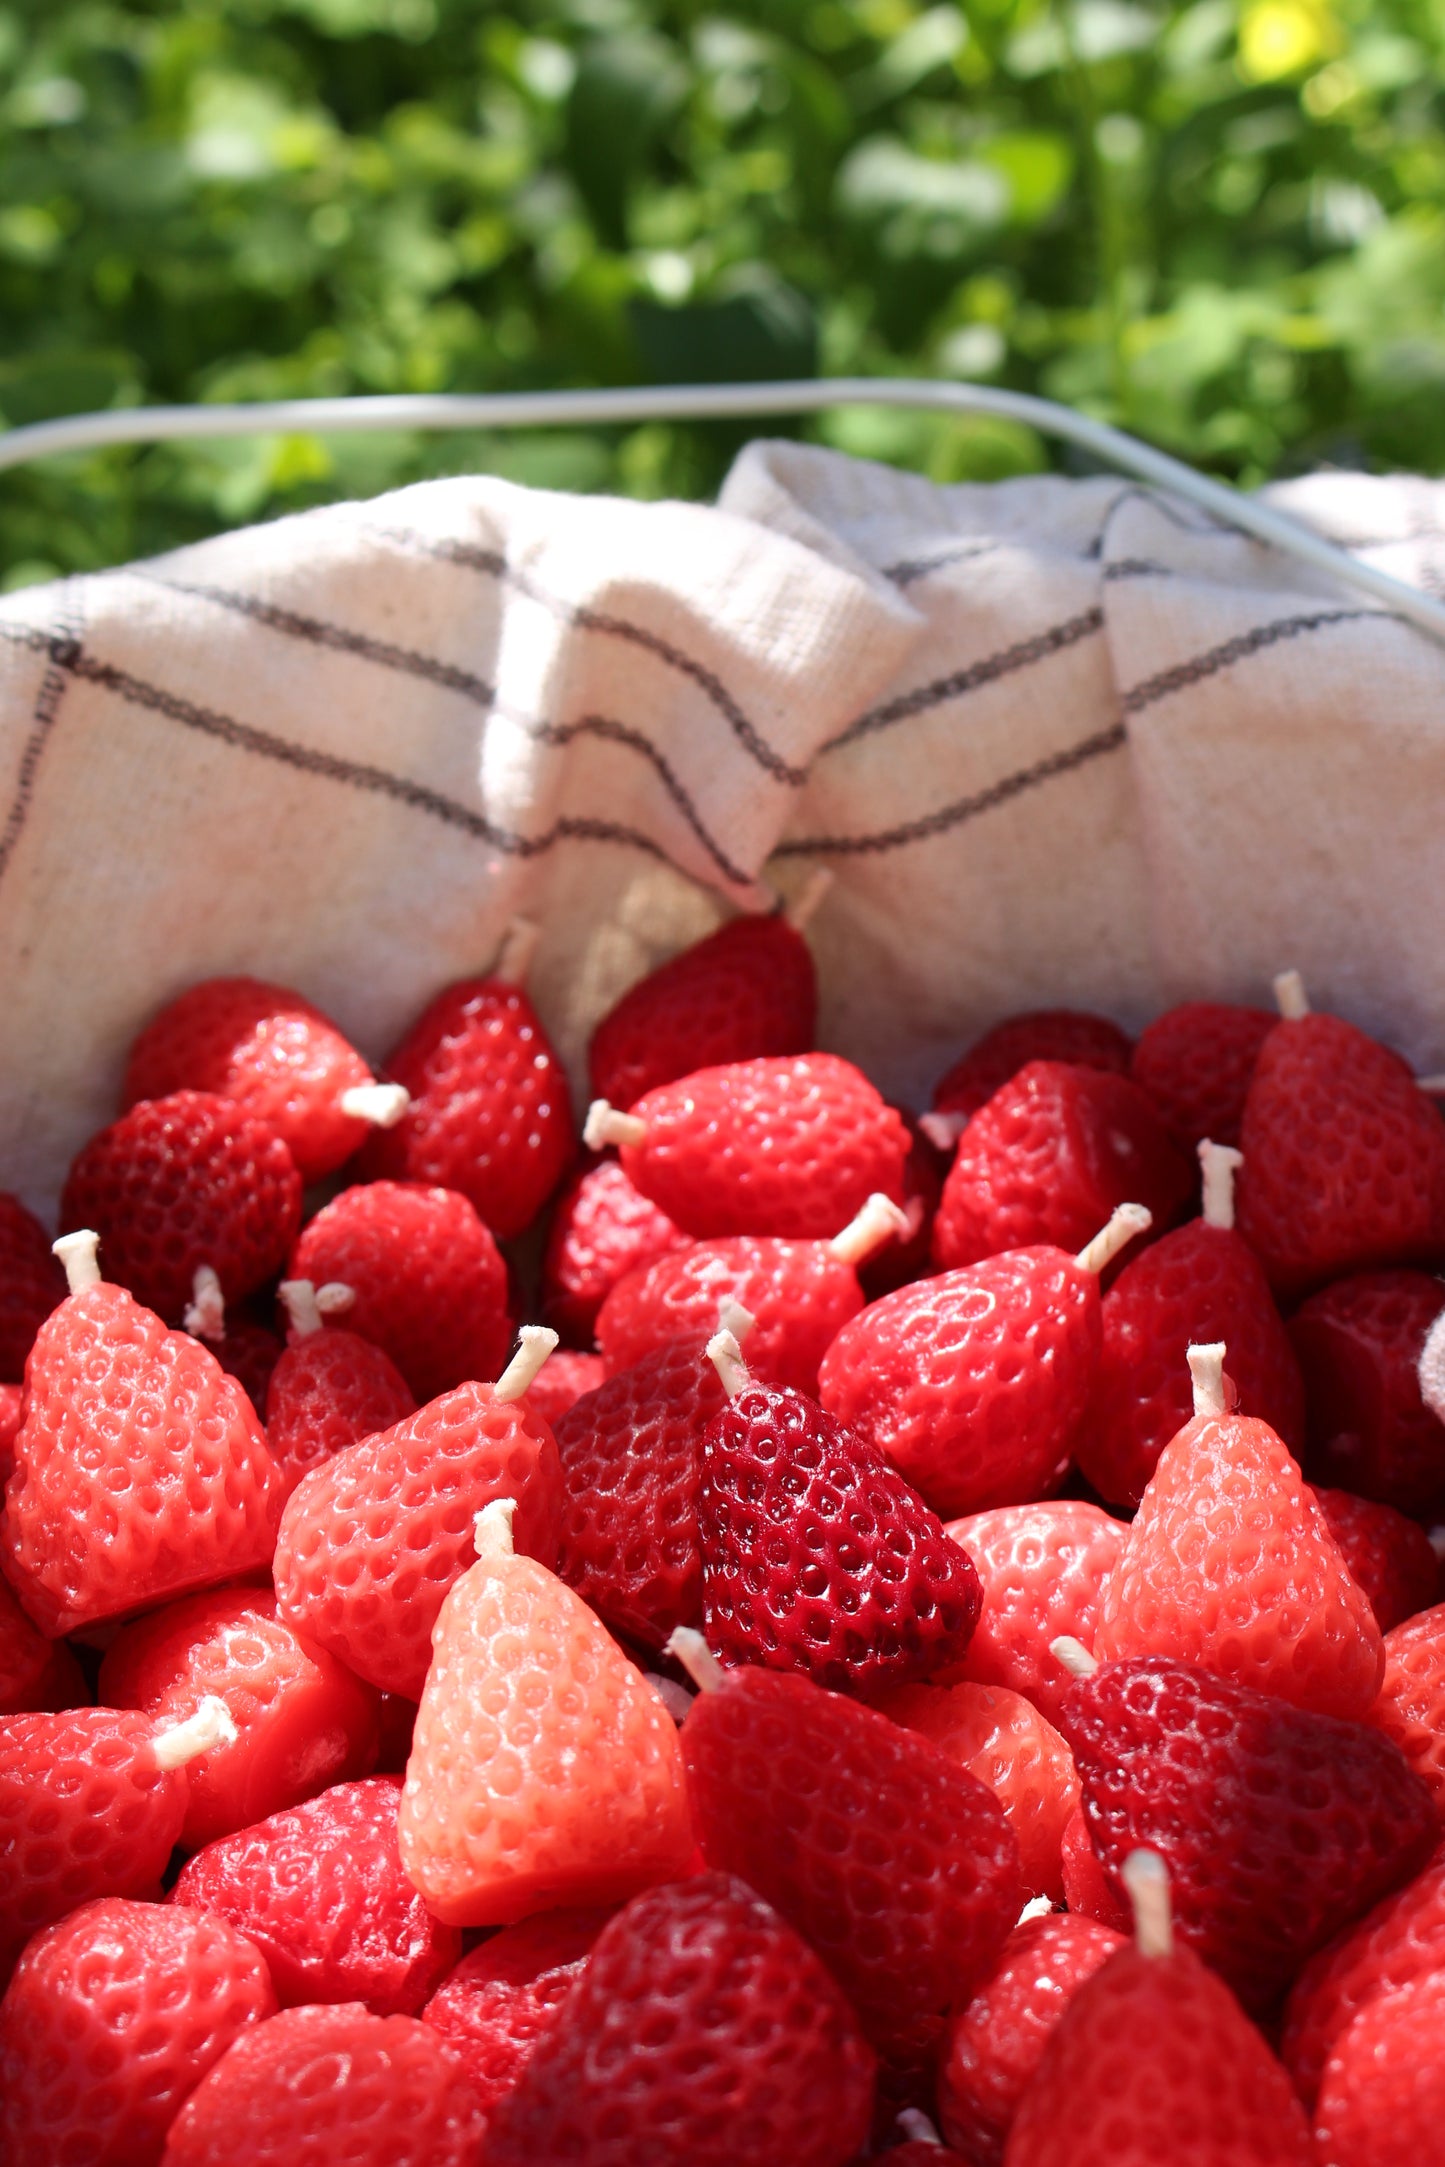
[2,441,1443,1216]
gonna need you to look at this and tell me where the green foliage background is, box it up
[1,0,1442,583]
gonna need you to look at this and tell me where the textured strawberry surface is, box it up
[588,912,818,1114]
[937,1912,1124,2165]
[1003,1936,1314,2166]
[287,1181,510,1404]
[174,1776,460,2015]
[420,1904,613,2111]
[1058,1806,1129,1930]
[618,1054,909,1239]
[524,1346,606,1424]
[931,1010,1133,1120]
[1312,1970,1445,2167]
[1281,1838,1445,2110]
[878,1680,1077,1902]
[555,1336,723,1651]
[943,1502,1126,1725]
[858,1110,945,1298]
[1309,1486,1439,1633]
[1060,1657,1438,2014]
[60,1091,302,1324]
[1093,1408,1384,1719]
[0,1192,64,1382]
[483,1874,874,2167]
[0,1575,85,1715]
[932,1062,1192,1271]
[0,1380,20,1485]
[541,1156,687,1345]
[818,1248,1101,1520]
[209,1316,284,1413]
[122,976,376,1182]
[0,1898,276,2167]
[699,1380,982,1695]
[1236,1014,1445,1293]
[681,1668,1021,2069]
[598,1231,870,1395]
[100,1588,381,1849]
[398,1541,694,1926]
[1076,1220,1304,1509]
[0,1707,193,1978]
[357,975,573,1240]
[1129,1000,1277,1149]
[264,1327,416,1499]
[159,2002,487,2167]
[1364,1602,1445,1809]
[2,1282,282,1637]
[274,1379,562,1700]
[1290,1269,1445,1517]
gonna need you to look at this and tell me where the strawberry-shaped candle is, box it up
[931,1061,1192,1271]
[122,975,410,1182]
[541,1156,687,1345]
[584,1052,910,1240]
[672,1626,1021,2071]
[1093,1341,1384,1717]
[587,880,825,1113]
[2,1232,283,1636]
[1235,969,1445,1292]
[1053,1644,1437,2014]
[0,1897,276,2167]
[945,1501,1127,1724]
[274,1327,563,1700]
[286,1180,511,1403]
[0,1698,237,1977]
[1003,1850,1315,2164]
[597,1190,911,1393]
[0,1576,85,1716]
[481,1872,875,2167]
[819,1202,1149,1519]
[1362,1601,1445,1808]
[1129,999,1277,1150]
[1312,1969,1445,2167]
[698,1327,982,1694]
[1075,1142,1304,1508]
[173,1774,461,2015]
[929,1008,1133,1137]
[398,1498,694,1925]
[1290,1268,1445,1517]
[356,918,574,1240]
[99,1586,381,1848]
[264,1278,416,1499]
[1309,1485,1439,1632]
[419,1905,614,2112]
[159,2003,488,2167]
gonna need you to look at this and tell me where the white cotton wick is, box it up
[1428,1526,1445,1565]
[1417,1075,1445,1095]
[151,1695,238,1771]
[493,917,541,987]
[918,1110,967,1154]
[1076,1202,1152,1275]
[494,1326,559,1403]
[1187,1341,1228,1419]
[1050,1635,1098,1679]
[895,2110,944,2147]
[315,1282,356,1317]
[716,1298,756,1346]
[1198,1140,1244,1231]
[583,1099,648,1152]
[784,867,833,933]
[278,1280,324,1340]
[643,1672,695,1725]
[1122,1848,1174,1960]
[183,1265,226,1341]
[338,1081,411,1128]
[53,1230,102,1294]
[664,1626,726,1694]
[827,1192,912,1268]
[473,1496,517,1559]
[1418,1308,1445,1426]
[706,1329,751,1400]
[1273,969,1310,1021]
[1017,1894,1055,1926]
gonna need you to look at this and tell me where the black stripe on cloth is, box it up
[824,605,1104,753]
[1103,557,1173,583]
[128,571,755,887]
[368,524,810,787]
[0,616,729,884]
[0,595,84,894]
[1120,606,1393,715]
[775,721,1126,857]
[882,538,1002,587]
